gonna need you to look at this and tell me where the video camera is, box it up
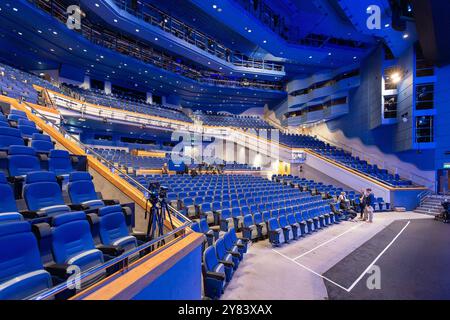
[147,181,168,200]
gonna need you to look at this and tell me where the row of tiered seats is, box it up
[122,173,354,298]
[195,111,273,129]
[88,148,169,170]
[279,133,413,187]
[63,84,193,123]
[273,175,356,199]
[274,174,391,212]
[0,105,142,299]
[0,63,61,103]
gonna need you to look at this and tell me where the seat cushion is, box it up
[112,235,137,252]
[0,270,52,300]
[38,205,71,217]
[66,249,104,272]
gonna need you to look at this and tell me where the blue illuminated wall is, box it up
[314,46,435,171]
[434,64,450,170]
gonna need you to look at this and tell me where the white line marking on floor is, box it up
[272,220,411,293]
[346,220,411,292]
[293,222,364,260]
[272,248,350,292]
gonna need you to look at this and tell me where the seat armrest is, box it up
[20,210,45,219]
[206,271,225,281]
[103,199,120,206]
[210,226,220,233]
[227,250,240,258]
[219,260,235,268]
[96,244,125,256]
[238,237,249,244]
[36,153,49,162]
[68,204,85,211]
[7,175,24,183]
[45,264,71,279]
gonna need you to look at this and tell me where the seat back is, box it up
[8,145,40,177]
[199,218,210,233]
[0,222,52,299]
[0,127,24,149]
[97,205,130,246]
[279,215,288,228]
[253,212,263,224]
[51,212,99,265]
[67,172,98,204]
[215,238,227,260]
[203,246,219,272]
[48,150,72,175]
[0,172,18,213]
[243,214,253,227]
[31,133,53,153]
[23,171,65,211]
[268,218,280,231]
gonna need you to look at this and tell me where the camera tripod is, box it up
[145,195,176,247]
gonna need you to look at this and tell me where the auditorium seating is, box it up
[0,221,53,299]
[279,134,413,187]
[64,84,193,123]
[195,111,272,129]
[95,205,138,253]
[90,148,170,170]
[273,174,390,212]
[0,63,60,103]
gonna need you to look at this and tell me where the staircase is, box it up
[414,194,448,215]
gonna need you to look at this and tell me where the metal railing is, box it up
[22,101,192,300]
[113,0,283,72]
[313,132,436,189]
[29,0,284,91]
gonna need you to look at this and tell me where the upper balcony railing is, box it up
[29,0,284,91]
[113,0,283,72]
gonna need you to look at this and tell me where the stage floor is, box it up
[221,212,446,300]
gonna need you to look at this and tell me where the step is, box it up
[413,209,439,216]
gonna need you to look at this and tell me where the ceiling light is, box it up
[403,34,409,39]
[114,19,118,23]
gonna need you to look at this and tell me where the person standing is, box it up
[366,188,375,223]
[359,189,367,220]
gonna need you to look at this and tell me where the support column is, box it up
[146,92,153,104]
[104,81,112,95]
[81,75,90,90]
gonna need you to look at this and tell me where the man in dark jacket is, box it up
[366,188,376,222]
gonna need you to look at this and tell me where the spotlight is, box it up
[391,72,402,84]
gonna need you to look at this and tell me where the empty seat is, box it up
[253,212,268,239]
[0,222,53,299]
[97,205,137,252]
[0,172,18,214]
[278,215,294,243]
[51,212,104,273]
[48,150,73,176]
[218,208,233,232]
[7,145,40,177]
[215,238,234,281]
[23,171,70,217]
[202,246,225,299]
[31,133,54,153]
[268,218,284,246]
[242,214,258,241]
[199,218,219,247]
[17,119,39,138]
[67,172,105,210]
[223,231,242,267]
